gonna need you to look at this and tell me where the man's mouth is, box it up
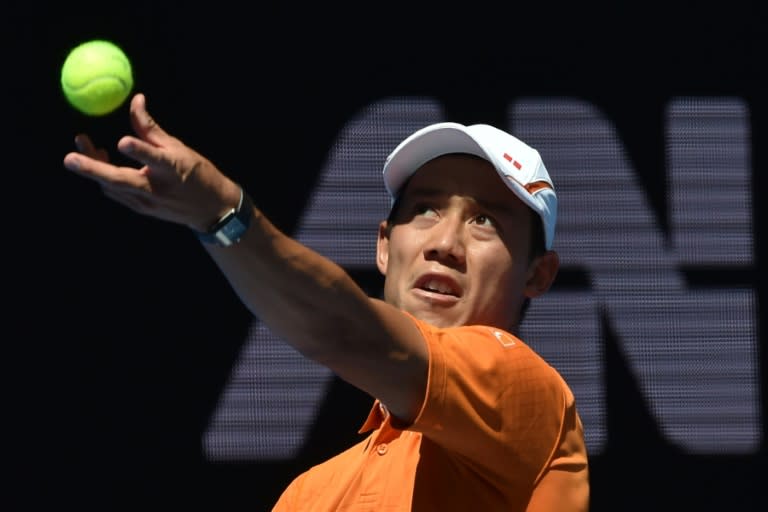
[414,275,461,297]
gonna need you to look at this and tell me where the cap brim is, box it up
[383,123,488,197]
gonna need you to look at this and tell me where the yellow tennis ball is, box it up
[61,40,134,116]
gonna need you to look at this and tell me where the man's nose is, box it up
[424,215,466,265]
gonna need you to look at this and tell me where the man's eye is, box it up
[416,205,438,217]
[474,214,496,227]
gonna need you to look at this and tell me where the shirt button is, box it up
[376,443,388,455]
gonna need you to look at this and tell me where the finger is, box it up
[74,134,95,154]
[63,151,150,191]
[128,93,172,147]
[74,134,109,162]
[116,135,177,182]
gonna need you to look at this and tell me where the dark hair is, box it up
[519,210,546,322]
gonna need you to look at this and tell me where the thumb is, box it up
[128,93,172,146]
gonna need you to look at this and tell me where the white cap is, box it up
[382,122,557,250]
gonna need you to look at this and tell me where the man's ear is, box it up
[376,220,390,275]
[524,250,560,298]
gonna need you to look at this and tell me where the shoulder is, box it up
[406,316,568,393]
[410,316,551,366]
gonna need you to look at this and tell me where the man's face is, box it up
[377,154,539,330]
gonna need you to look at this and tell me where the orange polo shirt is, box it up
[272,317,589,511]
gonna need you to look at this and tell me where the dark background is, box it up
[7,2,767,511]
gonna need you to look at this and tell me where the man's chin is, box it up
[405,308,461,329]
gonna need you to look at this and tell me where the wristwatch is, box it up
[196,186,254,247]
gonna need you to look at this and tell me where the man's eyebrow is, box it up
[402,186,442,199]
[404,186,522,216]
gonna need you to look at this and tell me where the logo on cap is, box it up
[503,152,523,170]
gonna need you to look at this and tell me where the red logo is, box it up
[503,152,522,170]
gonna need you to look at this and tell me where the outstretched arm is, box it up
[63,93,428,423]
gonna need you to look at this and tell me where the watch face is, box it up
[198,189,253,246]
[221,218,247,242]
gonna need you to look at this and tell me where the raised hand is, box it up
[63,93,241,233]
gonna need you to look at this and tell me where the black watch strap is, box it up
[196,186,254,247]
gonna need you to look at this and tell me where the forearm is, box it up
[203,204,377,360]
[202,204,428,420]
